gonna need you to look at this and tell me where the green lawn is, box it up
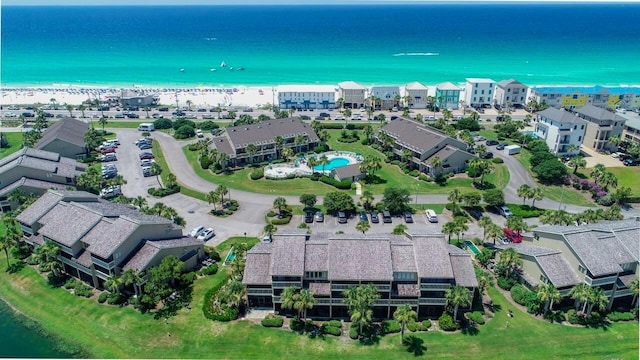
[0,132,24,159]
[0,243,637,359]
[603,167,640,196]
[151,142,208,202]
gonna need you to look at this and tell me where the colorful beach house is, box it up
[575,104,626,152]
[338,81,366,109]
[464,78,495,109]
[435,82,462,110]
[534,108,587,155]
[277,85,336,110]
[494,79,528,110]
[528,85,640,111]
[370,86,401,110]
[243,230,477,319]
[404,82,429,109]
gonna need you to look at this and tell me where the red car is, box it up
[101,148,116,154]
[139,152,154,160]
[503,228,523,243]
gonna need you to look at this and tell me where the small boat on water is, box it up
[229,67,234,71]
[180,68,185,72]
[210,68,216,72]
[237,67,245,71]
[220,61,227,67]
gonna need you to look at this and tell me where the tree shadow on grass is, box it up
[363,175,387,185]
[6,261,25,274]
[473,181,496,190]
[461,324,480,336]
[154,286,194,320]
[403,335,427,357]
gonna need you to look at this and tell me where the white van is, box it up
[425,209,438,223]
[138,123,155,132]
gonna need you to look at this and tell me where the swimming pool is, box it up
[464,241,481,255]
[314,157,350,171]
[521,130,539,139]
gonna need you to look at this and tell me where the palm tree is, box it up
[445,285,472,321]
[280,286,298,316]
[65,104,74,117]
[360,190,374,210]
[343,284,380,337]
[120,268,144,296]
[454,216,468,241]
[294,289,317,321]
[536,283,561,312]
[427,96,436,116]
[568,156,586,174]
[273,197,288,216]
[600,171,618,190]
[228,279,246,308]
[319,154,329,174]
[186,100,192,111]
[263,224,277,238]
[517,184,532,205]
[478,216,494,241]
[429,156,443,177]
[150,163,163,188]
[570,283,591,313]
[629,277,639,308]
[590,164,607,185]
[486,223,503,245]
[476,271,492,296]
[393,305,417,342]
[447,189,462,214]
[50,98,58,110]
[105,274,122,294]
[498,248,521,278]
[0,230,19,270]
[131,196,147,209]
[206,191,220,210]
[587,287,609,315]
[505,216,529,237]
[246,143,258,163]
[530,187,544,207]
[442,221,457,244]
[282,147,294,163]
[274,136,284,158]
[363,124,374,142]
[355,220,370,234]
[294,134,306,153]
[307,157,318,175]
[217,184,229,203]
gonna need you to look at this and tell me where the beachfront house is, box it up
[529,86,617,111]
[575,104,626,152]
[0,148,86,212]
[534,108,587,155]
[338,81,366,109]
[464,78,496,109]
[495,218,639,311]
[376,118,473,176]
[243,230,477,320]
[16,190,204,290]
[34,117,89,160]
[210,118,319,167]
[435,82,462,110]
[494,79,528,111]
[370,86,401,110]
[120,90,158,108]
[277,85,336,110]
[404,82,429,109]
[607,87,640,112]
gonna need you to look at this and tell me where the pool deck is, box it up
[264,151,362,179]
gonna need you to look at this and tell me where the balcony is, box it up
[419,298,447,306]
[246,288,273,296]
[91,257,115,270]
[585,274,618,287]
[420,283,451,291]
[272,281,301,289]
[613,288,632,298]
[389,299,419,306]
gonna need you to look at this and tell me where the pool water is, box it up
[464,241,481,255]
[521,130,539,139]
[314,157,350,171]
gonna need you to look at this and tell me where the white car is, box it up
[140,159,156,167]
[196,129,204,138]
[188,225,205,238]
[197,228,215,241]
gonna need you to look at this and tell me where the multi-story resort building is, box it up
[338,81,366,109]
[435,82,462,110]
[574,105,626,151]
[607,87,640,112]
[277,85,336,110]
[495,218,639,311]
[243,230,477,319]
[494,79,528,110]
[34,117,89,160]
[0,148,86,212]
[619,112,640,144]
[529,86,640,111]
[370,86,401,110]
[464,78,495,108]
[211,118,319,167]
[534,108,587,155]
[404,82,429,109]
[16,190,204,289]
[376,118,474,176]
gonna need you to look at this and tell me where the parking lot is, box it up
[286,212,447,234]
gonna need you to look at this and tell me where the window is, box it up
[475,83,478,87]
[573,94,578,99]
[507,88,511,92]
[489,90,492,95]
[474,90,477,95]
[581,125,584,129]
[574,125,577,130]
[481,90,485,94]
[539,274,548,284]
[578,136,582,141]
[578,265,586,274]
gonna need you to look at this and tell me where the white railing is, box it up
[91,256,115,270]
[585,275,617,287]
[247,288,273,295]
[272,281,301,289]
[420,283,451,291]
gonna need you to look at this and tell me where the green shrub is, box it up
[200,156,213,169]
[153,118,173,129]
[64,278,77,289]
[148,184,180,197]
[325,320,342,328]
[250,167,264,180]
[266,210,277,217]
[418,173,432,182]
[508,204,544,218]
[319,175,352,190]
[466,311,485,325]
[407,321,418,332]
[199,120,219,131]
[271,216,292,225]
[322,325,342,336]
[107,293,128,305]
[319,123,345,130]
[607,311,635,322]
[349,326,359,339]
[409,169,420,177]
[289,317,304,332]
[382,320,401,334]
[201,263,218,275]
[492,157,504,164]
[174,125,196,139]
[438,313,457,331]
[261,315,284,327]
[73,282,94,298]
[25,255,39,265]
[497,276,517,290]
[202,274,239,322]
[97,292,109,304]
[418,320,431,331]
[510,285,530,306]
[172,118,196,130]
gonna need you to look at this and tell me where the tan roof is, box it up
[243,253,272,285]
[15,191,64,226]
[412,235,454,279]
[397,284,420,297]
[450,254,478,288]
[309,282,331,296]
[122,237,203,271]
[304,243,327,272]
[270,234,306,276]
[391,244,417,272]
[536,253,580,288]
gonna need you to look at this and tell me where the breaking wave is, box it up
[393,52,439,56]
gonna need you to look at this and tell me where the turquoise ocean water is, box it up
[2,3,640,88]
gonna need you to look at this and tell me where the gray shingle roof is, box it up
[380,118,447,155]
[536,253,580,288]
[537,108,587,126]
[210,136,235,157]
[223,118,319,150]
[412,235,454,279]
[497,79,525,88]
[309,282,331,295]
[16,191,65,226]
[328,238,393,281]
[35,117,89,150]
[0,177,68,197]
[304,243,327,272]
[391,244,417,272]
[38,202,102,247]
[576,104,625,122]
[0,148,59,168]
[0,147,86,178]
[613,228,640,262]
[564,231,633,277]
[333,163,363,180]
[450,254,478,288]
[397,284,420,296]
[495,242,559,257]
[243,253,272,285]
[82,218,139,259]
[122,237,203,271]
[270,234,306,276]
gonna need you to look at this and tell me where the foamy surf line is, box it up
[393,52,440,56]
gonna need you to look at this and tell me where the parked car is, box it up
[101,153,117,162]
[474,136,486,142]
[142,166,152,177]
[101,147,115,154]
[480,151,494,159]
[338,211,347,224]
[114,114,125,119]
[100,185,121,199]
[196,129,204,138]
[197,228,215,241]
[370,212,379,223]
[496,143,508,150]
[404,212,414,223]
[139,152,154,160]
[359,211,368,222]
[304,210,314,223]
[485,139,499,146]
[314,211,324,222]
[382,210,392,223]
[498,205,513,217]
[138,143,153,150]
[468,209,483,220]
[425,209,438,223]
[140,159,156,167]
[158,107,169,112]
[188,226,205,238]
[135,138,152,146]
[623,158,640,166]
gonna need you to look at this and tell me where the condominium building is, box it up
[464,78,495,108]
[529,86,640,111]
[243,230,477,319]
[607,87,640,112]
[496,218,639,310]
[618,113,640,144]
[370,86,401,110]
[435,82,461,110]
[494,79,528,110]
[338,81,366,109]
[534,108,587,155]
[404,82,429,109]
[277,85,336,110]
[377,118,474,176]
[16,190,204,289]
[575,105,626,151]
[210,118,319,167]
[34,117,89,160]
